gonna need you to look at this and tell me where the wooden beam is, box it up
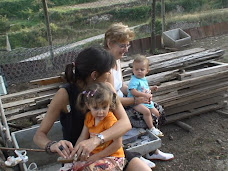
[165,94,224,116]
[156,70,228,93]
[6,108,48,121]
[30,76,65,85]
[121,48,205,68]
[123,49,224,76]
[178,63,228,80]
[1,83,61,101]
[165,102,224,123]
[175,121,194,132]
[157,83,228,107]
[3,94,54,109]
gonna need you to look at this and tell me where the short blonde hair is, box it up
[104,23,135,48]
[133,54,150,70]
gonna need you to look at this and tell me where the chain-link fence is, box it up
[0,0,227,85]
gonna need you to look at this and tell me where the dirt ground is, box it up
[152,34,228,171]
[155,111,228,171]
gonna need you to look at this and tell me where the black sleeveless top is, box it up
[60,83,85,145]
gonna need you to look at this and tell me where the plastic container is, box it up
[11,122,62,171]
[124,129,161,156]
[162,28,191,48]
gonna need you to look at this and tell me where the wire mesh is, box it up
[0,0,226,85]
[0,0,152,85]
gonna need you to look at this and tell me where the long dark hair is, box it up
[65,46,115,85]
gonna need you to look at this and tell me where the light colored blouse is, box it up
[111,60,124,97]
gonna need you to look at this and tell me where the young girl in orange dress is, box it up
[60,82,125,171]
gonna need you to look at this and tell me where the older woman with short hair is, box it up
[105,23,174,167]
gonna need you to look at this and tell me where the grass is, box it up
[166,8,228,26]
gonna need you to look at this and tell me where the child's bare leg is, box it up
[149,108,164,137]
[150,108,160,118]
[133,104,154,129]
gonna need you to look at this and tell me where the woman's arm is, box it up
[119,96,151,107]
[88,137,123,162]
[131,89,152,99]
[33,88,74,158]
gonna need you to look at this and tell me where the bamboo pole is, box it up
[0,97,12,147]
[42,0,54,70]
[161,0,166,48]
[151,0,156,54]
[0,146,45,152]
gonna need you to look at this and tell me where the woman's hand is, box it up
[70,137,100,161]
[50,140,74,159]
[135,96,152,105]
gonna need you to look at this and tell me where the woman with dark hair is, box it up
[34,46,152,171]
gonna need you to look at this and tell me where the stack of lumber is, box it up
[0,82,63,124]
[0,48,227,130]
[123,48,227,124]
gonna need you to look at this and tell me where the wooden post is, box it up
[151,0,156,54]
[6,34,11,52]
[42,0,54,64]
[161,0,166,48]
[0,97,12,147]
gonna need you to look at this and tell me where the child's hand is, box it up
[144,93,152,99]
[135,97,152,104]
[151,86,158,91]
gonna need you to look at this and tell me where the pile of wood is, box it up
[0,48,227,132]
[123,48,227,124]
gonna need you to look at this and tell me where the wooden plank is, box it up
[165,102,224,124]
[3,94,54,109]
[158,84,228,107]
[156,70,228,93]
[165,94,224,116]
[123,49,225,76]
[1,83,61,101]
[30,76,65,85]
[178,63,228,80]
[124,69,179,85]
[175,121,194,132]
[216,110,228,117]
[153,74,228,97]
[34,94,54,103]
[38,89,58,97]
[6,108,48,121]
[121,48,205,68]
[164,92,224,110]
[4,107,24,116]
[177,76,228,95]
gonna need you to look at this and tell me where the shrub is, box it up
[110,6,150,21]
[0,0,40,19]
[49,0,97,6]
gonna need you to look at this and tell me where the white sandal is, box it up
[15,150,28,163]
[5,156,22,167]
[28,162,38,171]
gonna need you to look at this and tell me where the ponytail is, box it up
[65,63,75,83]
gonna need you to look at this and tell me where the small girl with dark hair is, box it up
[60,82,125,171]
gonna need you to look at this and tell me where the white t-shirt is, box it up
[111,60,124,97]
